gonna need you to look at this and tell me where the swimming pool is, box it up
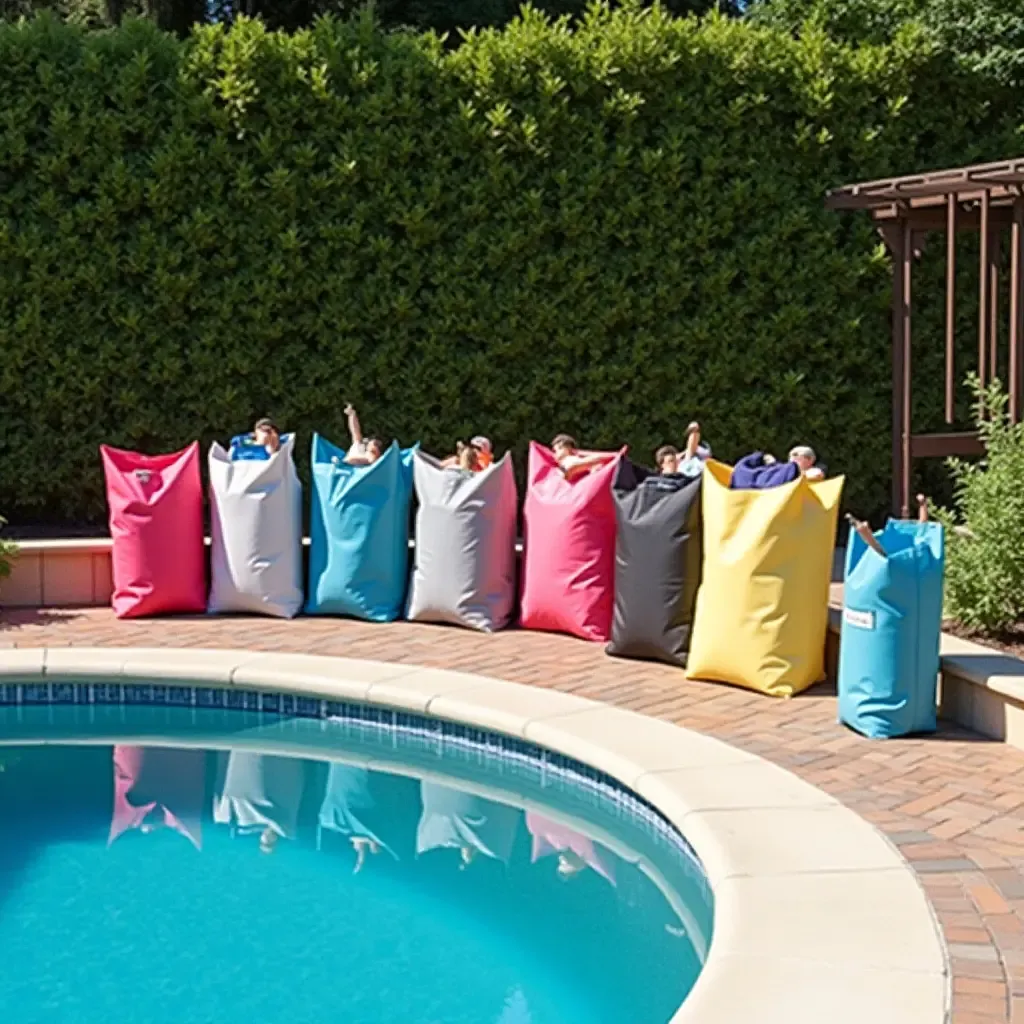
[0,694,712,1024]
[0,647,950,1024]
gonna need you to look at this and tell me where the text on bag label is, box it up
[844,608,875,630]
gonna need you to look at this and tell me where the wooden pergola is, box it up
[826,158,1024,516]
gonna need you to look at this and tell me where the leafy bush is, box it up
[0,517,18,584]
[747,0,1024,89]
[936,378,1024,634]
[0,10,1019,529]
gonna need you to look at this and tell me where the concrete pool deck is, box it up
[1,609,1019,1021]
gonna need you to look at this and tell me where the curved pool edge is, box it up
[0,646,948,1024]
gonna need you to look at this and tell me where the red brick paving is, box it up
[3,606,1023,1021]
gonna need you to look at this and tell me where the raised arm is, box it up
[683,422,701,461]
[344,403,363,446]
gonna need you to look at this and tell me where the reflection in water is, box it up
[0,735,708,1024]
[110,746,205,850]
[213,751,305,853]
[417,782,520,869]
[525,811,616,885]
[317,764,419,871]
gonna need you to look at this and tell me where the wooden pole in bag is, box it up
[845,513,888,558]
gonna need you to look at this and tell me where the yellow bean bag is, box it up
[686,460,844,697]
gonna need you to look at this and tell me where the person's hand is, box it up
[344,403,354,416]
[686,421,700,436]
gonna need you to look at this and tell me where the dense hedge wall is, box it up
[0,8,1020,527]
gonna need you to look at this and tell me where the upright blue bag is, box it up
[305,435,417,621]
[838,520,945,738]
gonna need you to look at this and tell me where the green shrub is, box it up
[0,10,1019,529]
[936,378,1024,634]
[0,517,18,584]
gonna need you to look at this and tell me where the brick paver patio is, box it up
[3,606,1024,1022]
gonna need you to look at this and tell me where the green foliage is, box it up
[0,8,1020,528]
[1,0,734,40]
[935,378,1024,634]
[0,518,18,582]
[747,0,1024,88]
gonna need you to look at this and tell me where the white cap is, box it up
[471,436,492,454]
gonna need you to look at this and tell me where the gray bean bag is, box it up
[212,752,306,840]
[405,451,517,632]
[208,434,303,618]
[606,458,703,668]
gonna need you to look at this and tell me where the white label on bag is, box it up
[134,470,152,484]
[844,608,875,630]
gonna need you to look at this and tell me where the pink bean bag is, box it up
[101,442,206,618]
[520,442,624,641]
[109,746,205,850]
[526,811,616,884]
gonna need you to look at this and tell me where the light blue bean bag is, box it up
[838,520,944,738]
[305,435,417,621]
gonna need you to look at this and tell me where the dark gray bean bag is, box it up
[405,451,517,632]
[606,458,703,668]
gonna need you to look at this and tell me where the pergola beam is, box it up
[826,158,1024,210]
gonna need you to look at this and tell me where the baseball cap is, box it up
[470,436,492,454]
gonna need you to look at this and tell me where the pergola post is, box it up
[891,226,906,517]
[1012,198,1023,421]
[945,195,956,423]
[901,222,913,519]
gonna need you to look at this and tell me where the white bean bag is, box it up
[405,451,518,632]
[208,434,303,618]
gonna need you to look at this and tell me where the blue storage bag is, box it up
[305,435,418,621]
[838,520,944,738]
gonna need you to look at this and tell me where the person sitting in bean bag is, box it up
[470,435,493,470]
[552,433,609,481]
[343,403,385,465]
[440,435,492,472]
[653,422,712,480]
[731,444,824,490]
[230,416,282,461]
[789,445,825,480]
[443,441,480,476]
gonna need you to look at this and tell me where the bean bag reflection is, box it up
[406,451,518,632]
[520,442,625,642]
[213,752,306,840]
[417,782,520,866]
[525,811,616,885]
[606,459,703,668]
[208,435,303,618]
[306,435,417,622]
[839,520,944,738]
[686,460,843,697]
[109,746,205,850]
[100,442,205,618]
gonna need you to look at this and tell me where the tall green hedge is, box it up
[0,8,1019,527]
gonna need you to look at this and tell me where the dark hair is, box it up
[551,433,577,451]
[366,437,384,453]
[254,417,278,432]
[655,445,678,465]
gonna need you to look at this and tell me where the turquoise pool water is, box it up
[0,701,710,1024]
